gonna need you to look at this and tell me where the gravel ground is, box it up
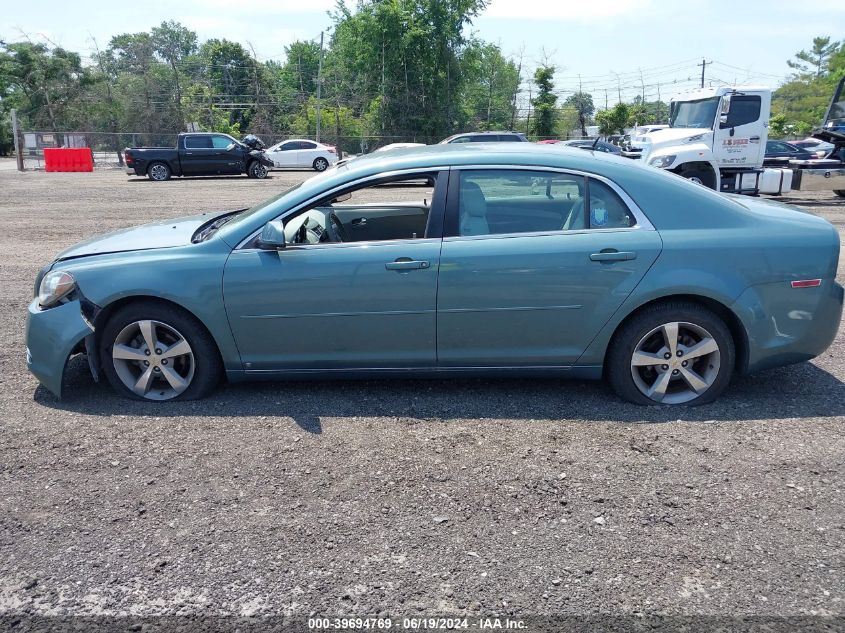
[0,168,844,628]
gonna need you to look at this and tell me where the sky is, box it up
[2,0,843,106]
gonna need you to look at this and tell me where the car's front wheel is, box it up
[313,157,329,172]
[606,302,735,406]
[248,161,268,179]
[678,166,716,190]
[834,189,845,198]
[99,302,222,401]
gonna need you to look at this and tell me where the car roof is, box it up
[335,142,631,178]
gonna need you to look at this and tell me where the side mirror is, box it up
[257,220,286,250]
[719,113,729,126]
[226,143,236,151]
[721,95,731,114]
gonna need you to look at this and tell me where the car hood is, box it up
[54,212,231,262]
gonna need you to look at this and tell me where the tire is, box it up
[678,166,716,190]
[248,161,268,179]
[313,157,329,172]
[99,302,222,401]
[606,301,735,406]
[834,190,845,198]
[147,162,171,181]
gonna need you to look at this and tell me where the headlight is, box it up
[38,270,76,308]
[650,155,676,168]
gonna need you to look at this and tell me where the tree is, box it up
[530,65,557,138]
[151,21,198,130]
[564,91,594,137]
[787,36,841,78]
[0,41,90,132]
[461,42,519,131]
[595,102,630,136]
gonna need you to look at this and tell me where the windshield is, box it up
[218,182,304,232]
[670,97,720,129]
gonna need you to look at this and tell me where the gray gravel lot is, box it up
[0,167,844,625]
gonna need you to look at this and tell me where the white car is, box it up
[266,139,338,171]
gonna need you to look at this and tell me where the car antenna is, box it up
[592,136,600,150]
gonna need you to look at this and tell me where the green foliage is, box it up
[773,36,845,137]
[595,102,630,136]
[461,41,520,131]
[531,65,557,138]
[564,91,594,137]
[787,36,841,79]
[768,112,788,138]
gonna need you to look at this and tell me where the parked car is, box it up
[439,131,528,144]
[763,140,814,165]
[560,139,622,155]
[790,138,836,158]
[265,139,338,171]
[27,145,842,405]
[124,133,273,181]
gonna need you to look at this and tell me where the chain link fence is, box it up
[13,129,593,171]
[15,130,452,171]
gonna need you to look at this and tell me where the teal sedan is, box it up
[26,144,843,405]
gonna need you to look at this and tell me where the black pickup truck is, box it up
[124,132,273,181]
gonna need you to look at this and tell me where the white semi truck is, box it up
[625,79,845,198]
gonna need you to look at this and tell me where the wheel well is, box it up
[608,294,748,373]
[674,161,715,176]
[92,296,224,370]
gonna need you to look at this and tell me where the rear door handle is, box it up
[590,250,636,262]
[385,259,430,271]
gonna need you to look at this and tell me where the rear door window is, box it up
[184,135,213,149]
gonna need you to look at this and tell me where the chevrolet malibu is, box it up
[26,144,843,405]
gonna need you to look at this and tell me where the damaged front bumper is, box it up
[26,298,96,398]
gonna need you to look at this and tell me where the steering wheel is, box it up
[328,212,349,243]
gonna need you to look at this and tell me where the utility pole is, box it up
[11,109,23,172]
[698,58,710,88]
[315,30,325,143]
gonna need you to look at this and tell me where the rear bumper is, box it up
[732,280,844,374]
[26,299,94,397]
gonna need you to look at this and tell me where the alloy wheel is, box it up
[629,321,721,404]
[111,320,195,400]
[315,158,328,171]
[150,164,168,181]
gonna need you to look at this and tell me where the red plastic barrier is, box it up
[43,148,94,172]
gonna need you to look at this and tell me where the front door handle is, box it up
[590,250,636,262]
[385,258,430,271]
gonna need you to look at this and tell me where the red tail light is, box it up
[791,279,821,288]
[124,150,134,166]
[325,145,337,154]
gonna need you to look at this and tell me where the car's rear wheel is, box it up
[100,303,221,401]
[248,161,268,179]
[607,302,735,406]
[313,157,329,172]
[147,162,171,181]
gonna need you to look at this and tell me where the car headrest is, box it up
[461,181,487,218]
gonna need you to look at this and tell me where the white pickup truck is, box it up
[626,81,845,198]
